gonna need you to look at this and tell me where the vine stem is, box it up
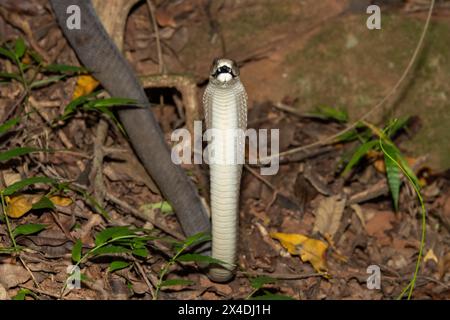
[379,134,426,300]
[153,242,189,300]
[0,192,18,251]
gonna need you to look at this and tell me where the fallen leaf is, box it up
[374,159,386,173]
[0,264,30,289]
[5,194,70,218]
[0,283,8,300]
[103,152,159,194]
[5,194,41,218]
[365,211,395,240]
[49,195,72,207]
[350,204,365,227]
[270,232,328,274]
[313,195,346,238]
[438,252,450,279]
[155,9,177,28]
[2,170,21,186]
[72,75,99,99]
[424,248,438,264]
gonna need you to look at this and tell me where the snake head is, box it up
[210,58,239,83]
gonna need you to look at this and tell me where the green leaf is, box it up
[0,72,21,81]
[342,140,378,176]
[12,223,46,238]
[62,91,99,119]
[147,201,173,214]
[14,38,26,59]
[0,147,39,162]
[72,239,82,263]
[250,292,295,300]
[381,140,420,210]
[383,144,401,211]
[0,47,16,61]
[310,106,348,123]
[109,261,130,272]
[44,64,87,74]
[30,75,66,89]
[250,276,277,290]
[143,201,173,213]
[0,117,20,135]
[337,129,359,142]
[87,97,139,109]
[386,117,410,138]
[183,232,211,248]
[176,253,226,265]
[160,279,194,288]
[28,50,43,64]
[32,196,55,210]
[79,273,91,283]
[12,288,36,300]
[132,247,148,258]
[2,176,55,196]
[94,226,134,246]
[92,245,130,256]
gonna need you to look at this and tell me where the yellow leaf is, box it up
[73,75,99,99]
[271,232,329,274]
[5,194,42,218]
[49,195,72,207]
[424,248,438,264]
[374,159,386,173]
[21,54,32,65]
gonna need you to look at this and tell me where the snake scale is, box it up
[203,59,247,282]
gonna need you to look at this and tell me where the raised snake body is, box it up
[203,59,247,282]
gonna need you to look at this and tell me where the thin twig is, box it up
[19,285,62,300]
[133,259,156,299]
[146,0,164,74]
[18,256,40,289]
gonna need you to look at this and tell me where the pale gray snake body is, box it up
[203,59,247,282]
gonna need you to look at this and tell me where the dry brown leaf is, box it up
[313,195,346,238]
[365,211,395,240]
[103,152,159,194]
[270,232,328,274]
[438,252,450,279]
[2,170,21,187]
[0,283,8,300]
[0,264,30,289]
[155,9,177,28]
[350,203,366,227]
[374,159,386,173]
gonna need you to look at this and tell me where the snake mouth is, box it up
[212,66,236,82]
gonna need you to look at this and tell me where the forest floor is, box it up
[0,0,449,300]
